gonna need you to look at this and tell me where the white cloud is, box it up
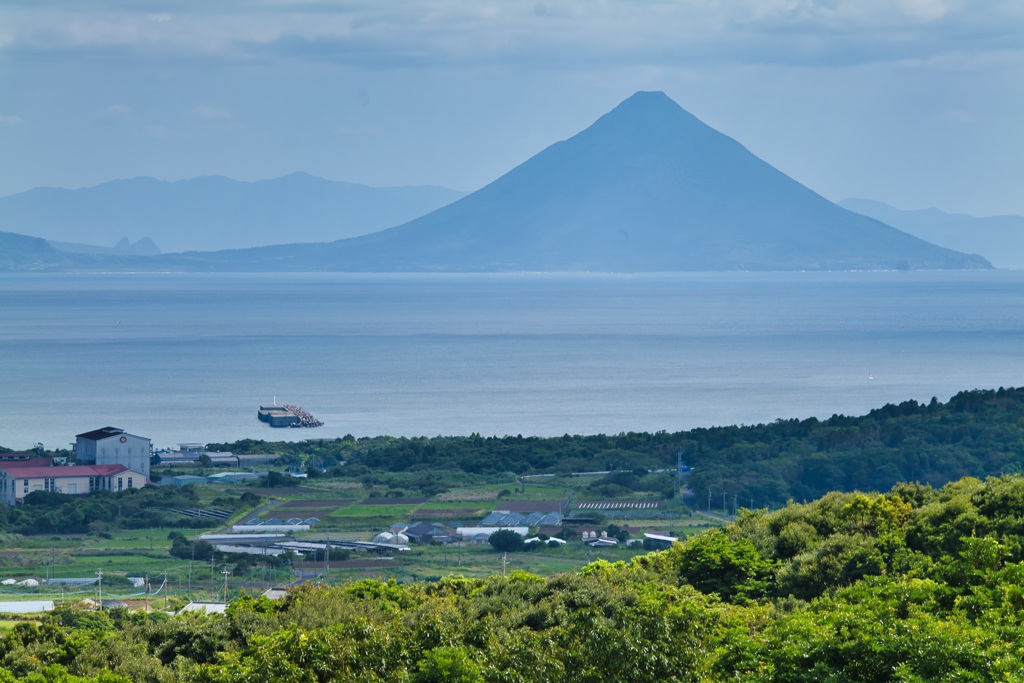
[97,103,132,121]
[187,105,232,121]
[0,0,1019,214]
[1,0,1019,68]
[0,114,23,127]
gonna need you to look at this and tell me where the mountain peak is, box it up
[573,91,729,159]
[311,91,989,272]
[598,90,695,126]
[620,90,675,105]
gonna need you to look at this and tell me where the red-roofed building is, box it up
[0,462,146,506]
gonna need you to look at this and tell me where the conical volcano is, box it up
[173,91,992,272]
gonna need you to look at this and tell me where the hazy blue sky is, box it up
[2,1,1022,216]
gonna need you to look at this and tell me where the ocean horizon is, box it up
[2,270,1022,451]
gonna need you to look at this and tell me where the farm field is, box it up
[0,468,716,605]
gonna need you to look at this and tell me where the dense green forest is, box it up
[213,387,1024,507]
[6,473,1024,681]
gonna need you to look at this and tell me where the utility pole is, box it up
[163,571,168,610]
[324,532,330,584]
[221,568,231,603]
[675,450,683,499]
[733,494,738,516]
[707,487,712,514]
[97,569,103,609]
[723,490,727,515]
[502,553,507,578]
[145,575,149,613]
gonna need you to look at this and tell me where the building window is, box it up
[127,477,133,489]
[117,477,123,491]
[23,479,28,493]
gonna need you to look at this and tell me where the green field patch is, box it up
[330,503,418,517]
[299,480,364,492]
[296,559,395,570]
[63,553,185,577]
[0,619,29,632]
[330,542,653,581]
[435,489,501,502]
[273,499,355,509]
[416,501,493,510]
[358,497,428,505]
[80,537,172,552]
[323,518,408,532]
[492,500,565,513]
[273,505,354,518]
[411,508,482,520]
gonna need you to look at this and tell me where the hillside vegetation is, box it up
[5,474,1024,681]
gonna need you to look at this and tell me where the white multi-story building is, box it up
[74,427,151,481]
[0,462,146,506]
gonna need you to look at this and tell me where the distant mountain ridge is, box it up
[50,236,161,256]
[840,198,1024,269]
[0,173,466,253]
[157,91,986,272]
[0,92,994,272]
[0,230,136,271]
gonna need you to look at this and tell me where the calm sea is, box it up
[1,271,1022,451]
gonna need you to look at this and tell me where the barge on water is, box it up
[257,404,323,428]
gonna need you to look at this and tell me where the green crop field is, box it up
[0,466,716,599]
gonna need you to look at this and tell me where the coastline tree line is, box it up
[6,386,1019,531]
[211,386,1024,508]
